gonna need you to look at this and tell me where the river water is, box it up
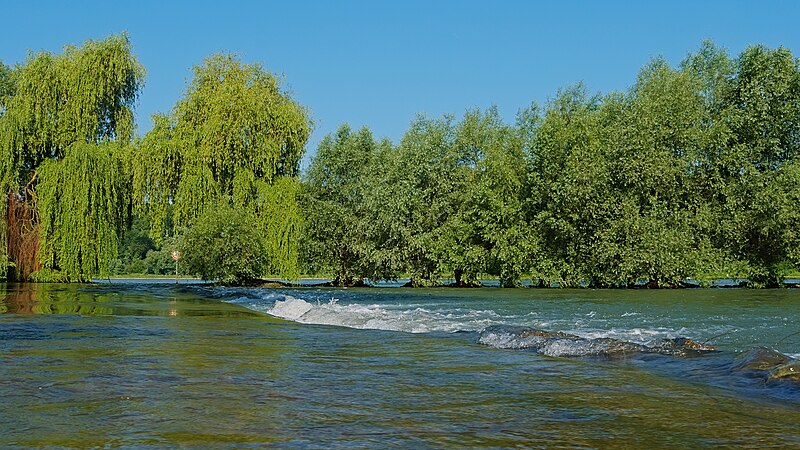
[1,282,799,448]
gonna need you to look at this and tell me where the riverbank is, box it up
[101,276,800,289]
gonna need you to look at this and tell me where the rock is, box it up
[651,337,717,357]
[478,326,709,358]
[735,347,790,371]
[769,361,800,381]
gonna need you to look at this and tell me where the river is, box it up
[1,281,799,448]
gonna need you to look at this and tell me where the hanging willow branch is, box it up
[256,176,303,280]
[37,143,130,281]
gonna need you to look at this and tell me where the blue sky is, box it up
[2,1,799,168]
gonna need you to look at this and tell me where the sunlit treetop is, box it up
[0,33,144,186]
[173,53,311,184]
[134,53,312,232]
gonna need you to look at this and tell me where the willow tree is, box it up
[600,57,719,287]
[358,115,464,286]
[302,125,380,286]
[450,108,532,287]
[717,45,800,286]
[0,34,144,281]
[134,53,310,282]
[526,84,613,287]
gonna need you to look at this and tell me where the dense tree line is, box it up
[1,35,798,287]
[303,41,800,288]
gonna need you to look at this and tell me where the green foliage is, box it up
[119,215,157,262]
[0,34,143,281]
[302,125,378,285]
[254,176,304,281]
[37,142,130,281]
[28,267,70,283]
[1,33,143,183]
[526,84,611,286]
[302,40,800,288]
[144,235,182,275]
[181,204,267,284]
[134,53,309,282]
[131,115,181,241]
[444,107,532,287]
[361,115,459,286]
[606,58,715,286]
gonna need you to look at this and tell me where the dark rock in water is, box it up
[650,338,717,357]
[735,347,790,371]
[732,347,800,383]
[480,327,800,386]
[477,325,565,351]
[548,337,647,358]
[477,325,712,358]
[769,361,800,381]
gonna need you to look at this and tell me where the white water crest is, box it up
[263,295,505,333]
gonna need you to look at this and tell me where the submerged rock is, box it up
[735,347,790,371]
[477,325,713,358]
[733,347,800,382]
[769,361,800,381]
[479,327,800,386]
[651,337,717,357]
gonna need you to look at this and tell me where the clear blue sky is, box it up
[2,1,799,168]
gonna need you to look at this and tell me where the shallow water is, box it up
[1,282,799,448]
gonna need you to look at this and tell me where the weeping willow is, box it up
[134,53,311,281]
[257,177,303,280]
[37,143,130,281]
[0,33,144,281]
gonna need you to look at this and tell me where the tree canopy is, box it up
[0,33,144,281]
[133,53,311,283]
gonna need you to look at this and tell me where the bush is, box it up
[126,259,147,275]
[182,203,268,284]
[142,249,169,275]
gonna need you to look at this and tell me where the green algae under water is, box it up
[1,282,799,448]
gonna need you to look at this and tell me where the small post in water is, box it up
[172,249,182,284]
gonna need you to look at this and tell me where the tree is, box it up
[604,58,717,287]
[681,44,800,287]
[134,53,311,283]
[0,34,144,281]
[182,204,268,284]
[525,84,612,286]
[37,143,130,280]
[302,124,378,286]
[716,45,800,286]
[441,108,532,287]
[361,115,461,286]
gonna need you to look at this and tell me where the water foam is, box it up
[264,296,501,333]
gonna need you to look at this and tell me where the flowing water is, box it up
[1,282,799,448]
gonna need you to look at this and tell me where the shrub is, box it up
[181,204,268,284]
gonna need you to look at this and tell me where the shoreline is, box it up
[82,277,800,289]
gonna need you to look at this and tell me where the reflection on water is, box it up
[0,282,261,317]
[1,283,800,448]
